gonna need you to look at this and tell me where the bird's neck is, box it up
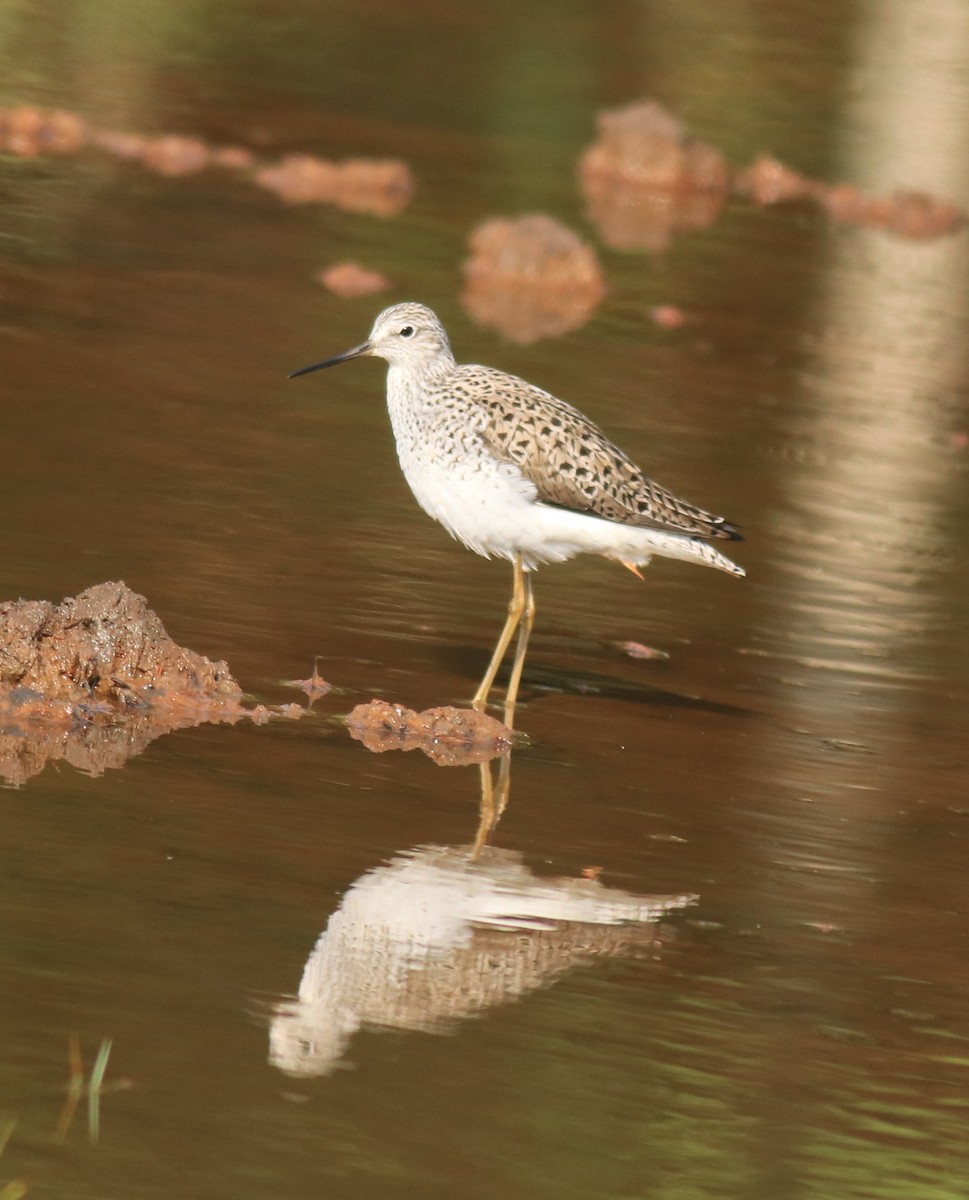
[386,356,456,409]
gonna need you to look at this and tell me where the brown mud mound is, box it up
[581,101,729,191]
[0,582,283,785]
[579,101,729,252]
[0,581,239,706]
[461,214,605,344]
[346,700,513,767]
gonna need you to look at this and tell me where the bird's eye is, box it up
[399,326,414,338]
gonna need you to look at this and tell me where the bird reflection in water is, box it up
[268,750,695,1078]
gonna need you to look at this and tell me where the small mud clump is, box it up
[735,154,966,240]
[254,154,414,217]
[346,699,513,766]
[0,102,414,220]
[140,134,212,177]
[0,105,88,156]
[316,261,391,298]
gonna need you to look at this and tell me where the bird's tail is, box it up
[616,532,745,579]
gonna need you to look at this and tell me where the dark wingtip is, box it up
[720,521,744,543]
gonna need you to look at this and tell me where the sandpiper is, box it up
[290,302,744,724]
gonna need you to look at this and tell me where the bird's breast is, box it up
[386,378,487,483]
[383,380,541,559]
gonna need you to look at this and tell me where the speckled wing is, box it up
[469,367,742,542]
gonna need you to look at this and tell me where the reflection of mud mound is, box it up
[461,215,605,343]
[579,102,729,252]
[270,844,695,1076]
[0,582,273,784]
[735,154,965,239]
[0,705,253,789]
[347,699,512,766]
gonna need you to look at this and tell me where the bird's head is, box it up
[289,302,455,379]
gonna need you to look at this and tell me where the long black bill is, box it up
[288,341,371,379]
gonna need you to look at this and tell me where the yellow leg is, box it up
[471,555,527,712]
[502,570,535,728]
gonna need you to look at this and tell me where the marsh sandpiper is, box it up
[290,302,743,724]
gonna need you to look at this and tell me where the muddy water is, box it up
[2,1,968,1197]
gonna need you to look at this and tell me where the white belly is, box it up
[386,379,744,578]
[398,445,742,576]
